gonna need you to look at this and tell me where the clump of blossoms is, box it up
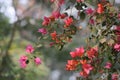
[20,0,120,79]
[19,45,41,68]
[66,47,97,78]
[64,0,120,79]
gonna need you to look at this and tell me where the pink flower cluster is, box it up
[80,63,93,77]
[34,57,42,65]
[112,73,119,80]
[104,62,112,69]
[42,11,67,26]
[19,45,41,68]
[42,16,50,26]
[67,47,95,77]
[87,47,98,59]
[89,19,95,25]
[19,55,28,68]
[52,11,61,19]
[114,43,120,52]
[85,8,94,15]
[38,28,47,35]
[26,44,34,53]
[34,57,41,65]
[66,46,113,78]
[64,17,73,28]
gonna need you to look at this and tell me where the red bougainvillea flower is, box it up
[75,47,84,57]
[42,16,50,26]
[52,11,61,19]
[66,64,75,71]
[34,57,42,65]
[82,64,93,75]
[70,47,84,58]
[50,31,57,40]
[76,0,84,3]
[26,44,34,53]
[50,31,60,43]
[80,71,88,78]
[104,62,112,69]
[19,55,28,68]
[66,60,79,71]
[112,73,118,80]
[67,60,78,66]
[38,28,47,35]
[89,19,95,25]
[114,43,120,51]
[87,47,98,59]
[80,60,87,64]
[97,3,104,14]
[85,8,94,15]
[64,17,73,27]
[70,51,77,58]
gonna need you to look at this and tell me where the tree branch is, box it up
[4,24,16,56]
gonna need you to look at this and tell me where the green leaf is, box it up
[58,45,64,51]
[99,38,107,44]
[43,36,49,39]
[36,44,42,48]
